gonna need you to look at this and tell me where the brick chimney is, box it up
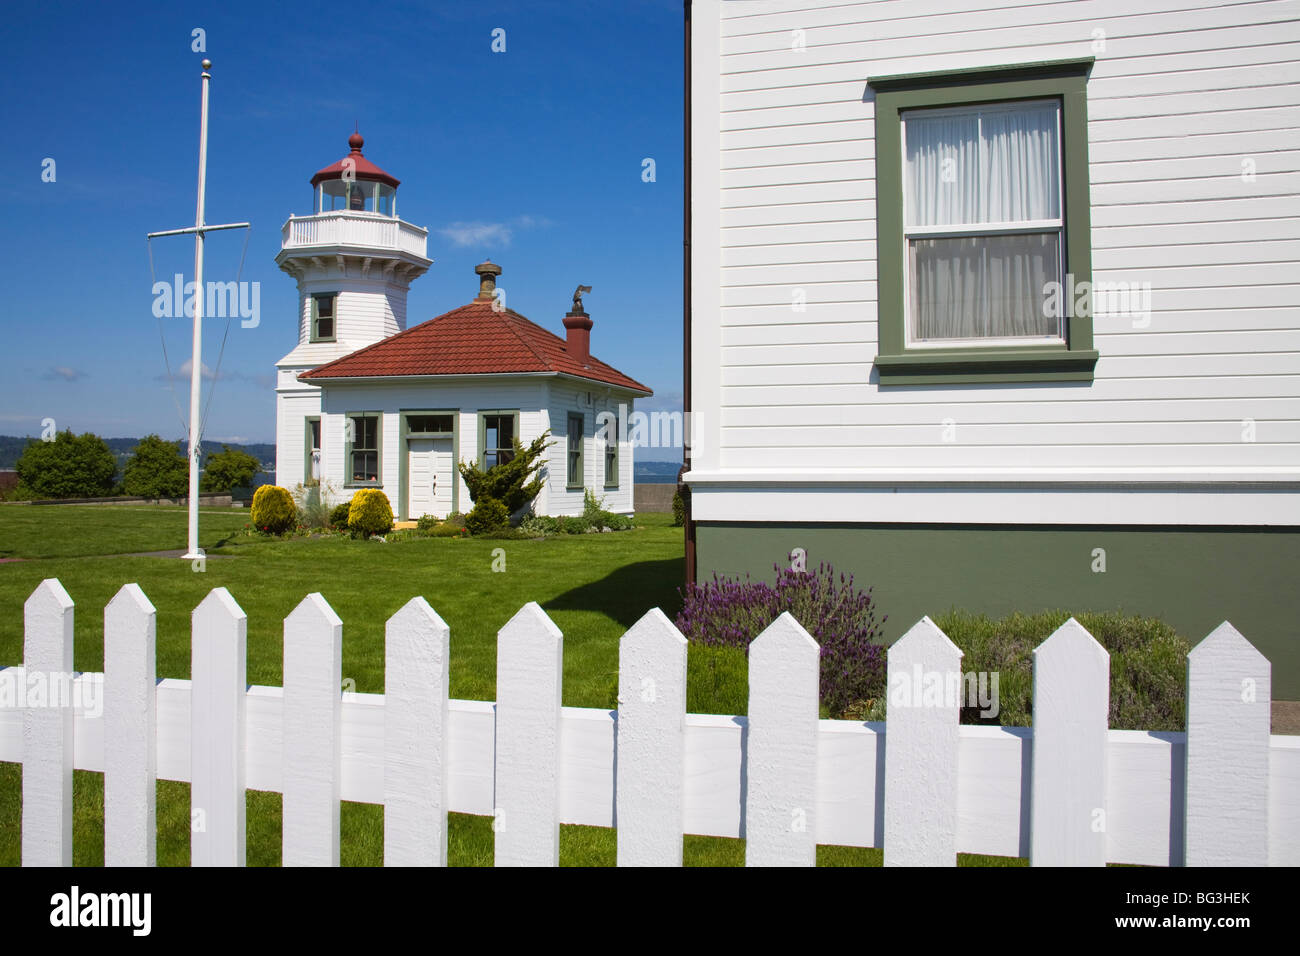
[475,260,502,300]
[564,302,593,366]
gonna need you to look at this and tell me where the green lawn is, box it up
[0,503,1022,866]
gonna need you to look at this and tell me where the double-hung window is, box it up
[479,411,517,469]
[567,413,584,489]
[311,293,336,342]
[346,413,380,486]
[603,411,619,488]
[870,59,1098,384]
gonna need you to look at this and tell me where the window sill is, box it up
[344,481,382,489]
[875,348,1098,385]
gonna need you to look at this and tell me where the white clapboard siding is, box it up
[1031,619,1109,866]
[4,579,1298,867]
[104,583,157,867]
[282,593,343,867]
[745,613,820,866]
[1184,623,1271,866]
[616,608,689,866]
[21,578,75,867]
[691,0,1300,487]
[883,617,963,866]
[494,602,564,866]
[383,596,450,867]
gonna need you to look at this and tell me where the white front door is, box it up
[407,437,453,519]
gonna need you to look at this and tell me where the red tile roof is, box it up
[299,298,652,394]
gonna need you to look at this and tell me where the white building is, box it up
[274,134,650,519]
[684,0,1300,695]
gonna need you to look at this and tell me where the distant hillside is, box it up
[0,435,276,474]
[634,459,684,483]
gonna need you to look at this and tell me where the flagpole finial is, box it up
[201,58,212,72]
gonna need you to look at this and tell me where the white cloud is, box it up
[436,215,552,249]
[45,366,88,382]
[438,221,514,248]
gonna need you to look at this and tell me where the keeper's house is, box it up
[274,134,650,520]
[683,0,1300,695]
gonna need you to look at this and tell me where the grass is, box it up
[0,503,1026,866]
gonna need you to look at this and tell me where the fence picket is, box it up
[283,593,343,866]
[104,583,157,867]
[745,612,820,867]
[1031,618,1109,866]
[883,616,962,866]
[616,608,688,866]
[494,602,563,866]
[1185,622,1270,866]
[21,578,75,866]
[383,596,450,866]
[3,580,1293,869]
[190,587,248,867]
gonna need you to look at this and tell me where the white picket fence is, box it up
[2,578,1298,867]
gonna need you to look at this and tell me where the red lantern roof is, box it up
[310,132,400,188]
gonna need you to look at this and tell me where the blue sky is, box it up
[0,0,684,459]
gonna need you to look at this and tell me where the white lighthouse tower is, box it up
[274,132,431,492]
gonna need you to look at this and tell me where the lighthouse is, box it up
[273,132,431,491]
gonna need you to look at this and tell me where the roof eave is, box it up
[296,368,652,396]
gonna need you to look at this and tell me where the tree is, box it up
[457,430,552,516]
[122,435,189,499]
[14,430,117,499]
[201,445,261,493]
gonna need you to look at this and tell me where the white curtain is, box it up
[910,234,1061,339]
[904,102,1062,340]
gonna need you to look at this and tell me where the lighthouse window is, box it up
[311,293,336,342]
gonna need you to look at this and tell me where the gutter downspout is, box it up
[682,0,697,587]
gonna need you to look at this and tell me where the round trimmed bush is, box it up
[465,497,509,536]
[348,489,394,537]
[329,501,352,529]
[251,485,296,534]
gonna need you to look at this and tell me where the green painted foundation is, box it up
[695,522,1300,701]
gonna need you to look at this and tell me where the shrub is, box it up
[348,489,394,538]
[519,515,560,536]
[676,562,887,718]
[430,522,468,538]
[458,430,553,517]
[671,489,686,527]
[14,430,118,499]
[329,501,352,529]
[201,445,261,493]
[465,497,510,536]
[292,480,336,529]
[868,609,1191,731]
[415,514,441,532]
[122,435,189,499]
[251,485,297,534]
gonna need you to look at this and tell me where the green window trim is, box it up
[603,411,619,489]
[869,58,1097,385]
[304,416,320,486]
[310,292,337,343]
[477,410,520,471]
[567,412,585,490]
[398,409,459,521]
[344,412,382,489]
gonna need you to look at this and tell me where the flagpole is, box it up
[182,59,212,561]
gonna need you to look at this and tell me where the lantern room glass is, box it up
[316,180,396,216]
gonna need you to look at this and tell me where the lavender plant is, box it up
[675,562,887,717]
